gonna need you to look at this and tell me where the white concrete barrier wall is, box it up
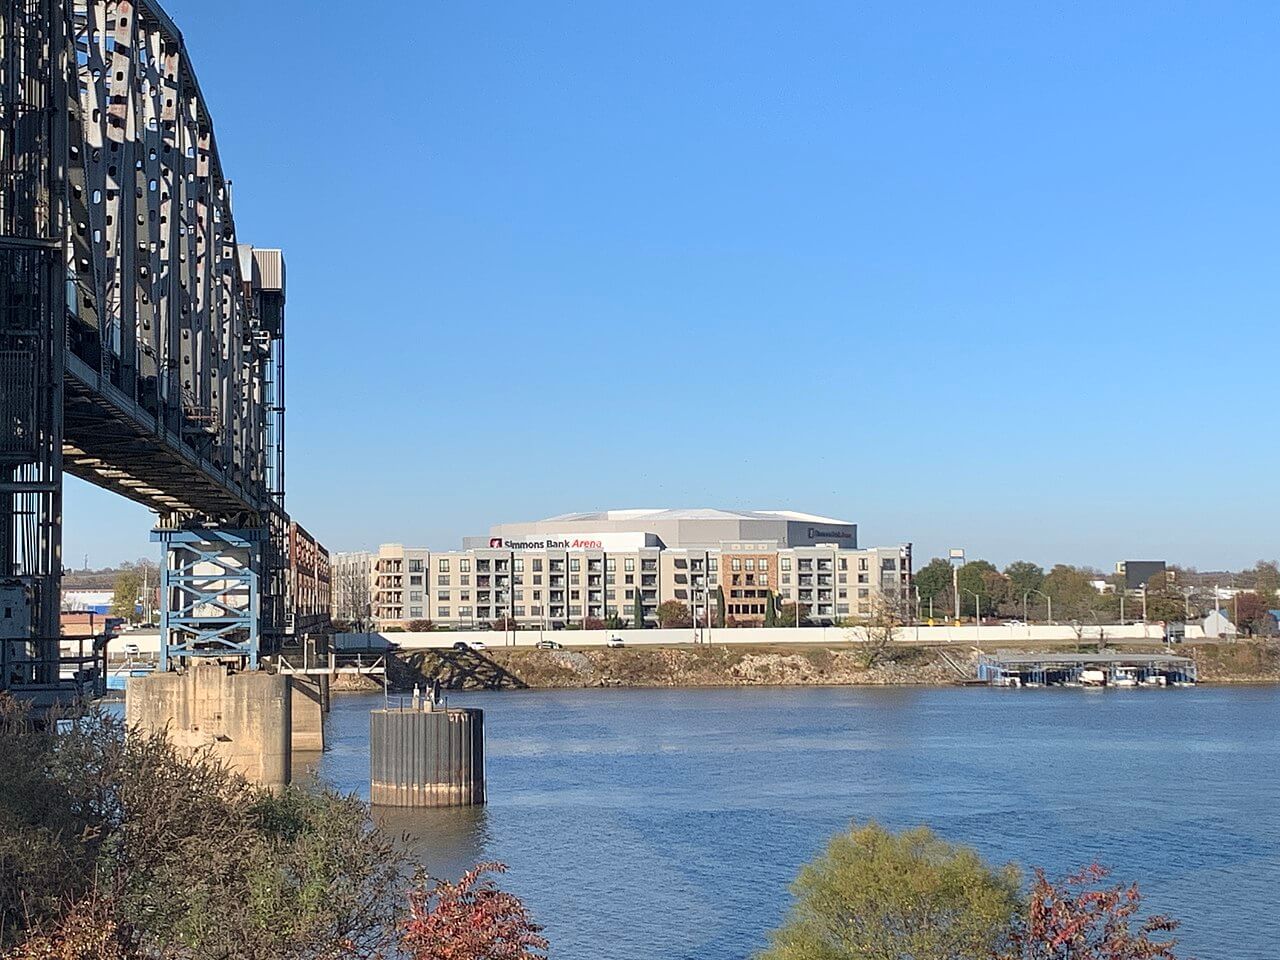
[336,622,1188,651]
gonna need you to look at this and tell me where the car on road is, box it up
[452,639,487,651]
[535,639,563,650]
[606,635,625,648]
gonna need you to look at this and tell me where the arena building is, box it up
[335,509,911,630]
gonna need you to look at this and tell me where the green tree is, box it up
[715,586,726,628]
[1004,561,1045,599]
[764,594,778,627]
[656,600,691,629]
[759,822,1020,960]
[914,558,953,612]
[956,560,1000,617]
[1042,564,1107,622]
[632,592,645,628]
[1250,560,1280,604]
[109,568,142,621]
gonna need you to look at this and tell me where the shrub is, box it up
[759,822,1020,960]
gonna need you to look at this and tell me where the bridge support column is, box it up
[126,661,292,785]
[153,527,265,671]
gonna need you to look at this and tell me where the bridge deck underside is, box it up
[64,355,265,518]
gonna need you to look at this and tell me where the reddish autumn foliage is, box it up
[401,862,548,960]
[1002,863,1182,960]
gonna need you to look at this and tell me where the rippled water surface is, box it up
[313,685,1279,960]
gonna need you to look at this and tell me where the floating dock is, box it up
[977,651,1196,687]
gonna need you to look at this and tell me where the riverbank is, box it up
[366,640,1280,691]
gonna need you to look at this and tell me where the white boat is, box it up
[1079,668,1107,687]
[1142,675,1168,687]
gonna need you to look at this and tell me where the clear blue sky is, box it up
[66,0,1280,572]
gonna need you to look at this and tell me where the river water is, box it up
[311,685,1279,960]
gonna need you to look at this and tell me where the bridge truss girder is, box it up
[0,0,289,692]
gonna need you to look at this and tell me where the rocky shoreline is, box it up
[344,640,1280,693]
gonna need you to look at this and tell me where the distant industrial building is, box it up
[337,508,911,630]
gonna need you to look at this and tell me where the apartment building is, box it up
[286,521,331,635]
[330,550,374,625]
[358,509,911,630]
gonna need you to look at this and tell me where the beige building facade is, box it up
[351,509,911,630]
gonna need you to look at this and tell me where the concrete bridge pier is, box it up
[126,661,323,786]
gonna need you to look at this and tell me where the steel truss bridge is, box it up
[2,0,293,699]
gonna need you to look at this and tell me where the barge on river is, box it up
[977,651,1196,688]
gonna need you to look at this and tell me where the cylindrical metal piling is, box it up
[369,706,486,807]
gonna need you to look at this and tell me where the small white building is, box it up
[1202,609,1237,639]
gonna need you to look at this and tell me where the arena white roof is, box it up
[539,508,855,525]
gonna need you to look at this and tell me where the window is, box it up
[459,606,472,618]
[570,606,582,617]
[438,574,450,586]
[859,558,868,571]
[745,559,755,571]
[436,590,449,601]
[409,606,422,618]
[781,557,791,571]
[460,559,471,573]
[858,573,869,584]
[438,559,450,572]
[514,558,524,572]
[570,558,580,572]
[625,589,634,599]
[409,591,422,602]
[461,575,470,586]
[514,606,525,617]
[882,558,897,571]
[533,559,543,572]
[782,574,791,585]
[731,558,742,571]
[533,574,542,585]
[409,574,423,586]
[758,559,768,571]
[625,574,634,584]
[838,573,847,583]
[437,607,450,618]
[839,558,848,570]
[606,557,616,571]
[760,574,769,587]
[408,559,423,573]
[570,589,580,600]
[625,558,635,572]
[533,590,541,600]
[709,558,718,571]
[858,588,869,598]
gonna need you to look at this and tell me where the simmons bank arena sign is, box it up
[486,532,649,552]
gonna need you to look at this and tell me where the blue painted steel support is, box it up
[153,528,267,670]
